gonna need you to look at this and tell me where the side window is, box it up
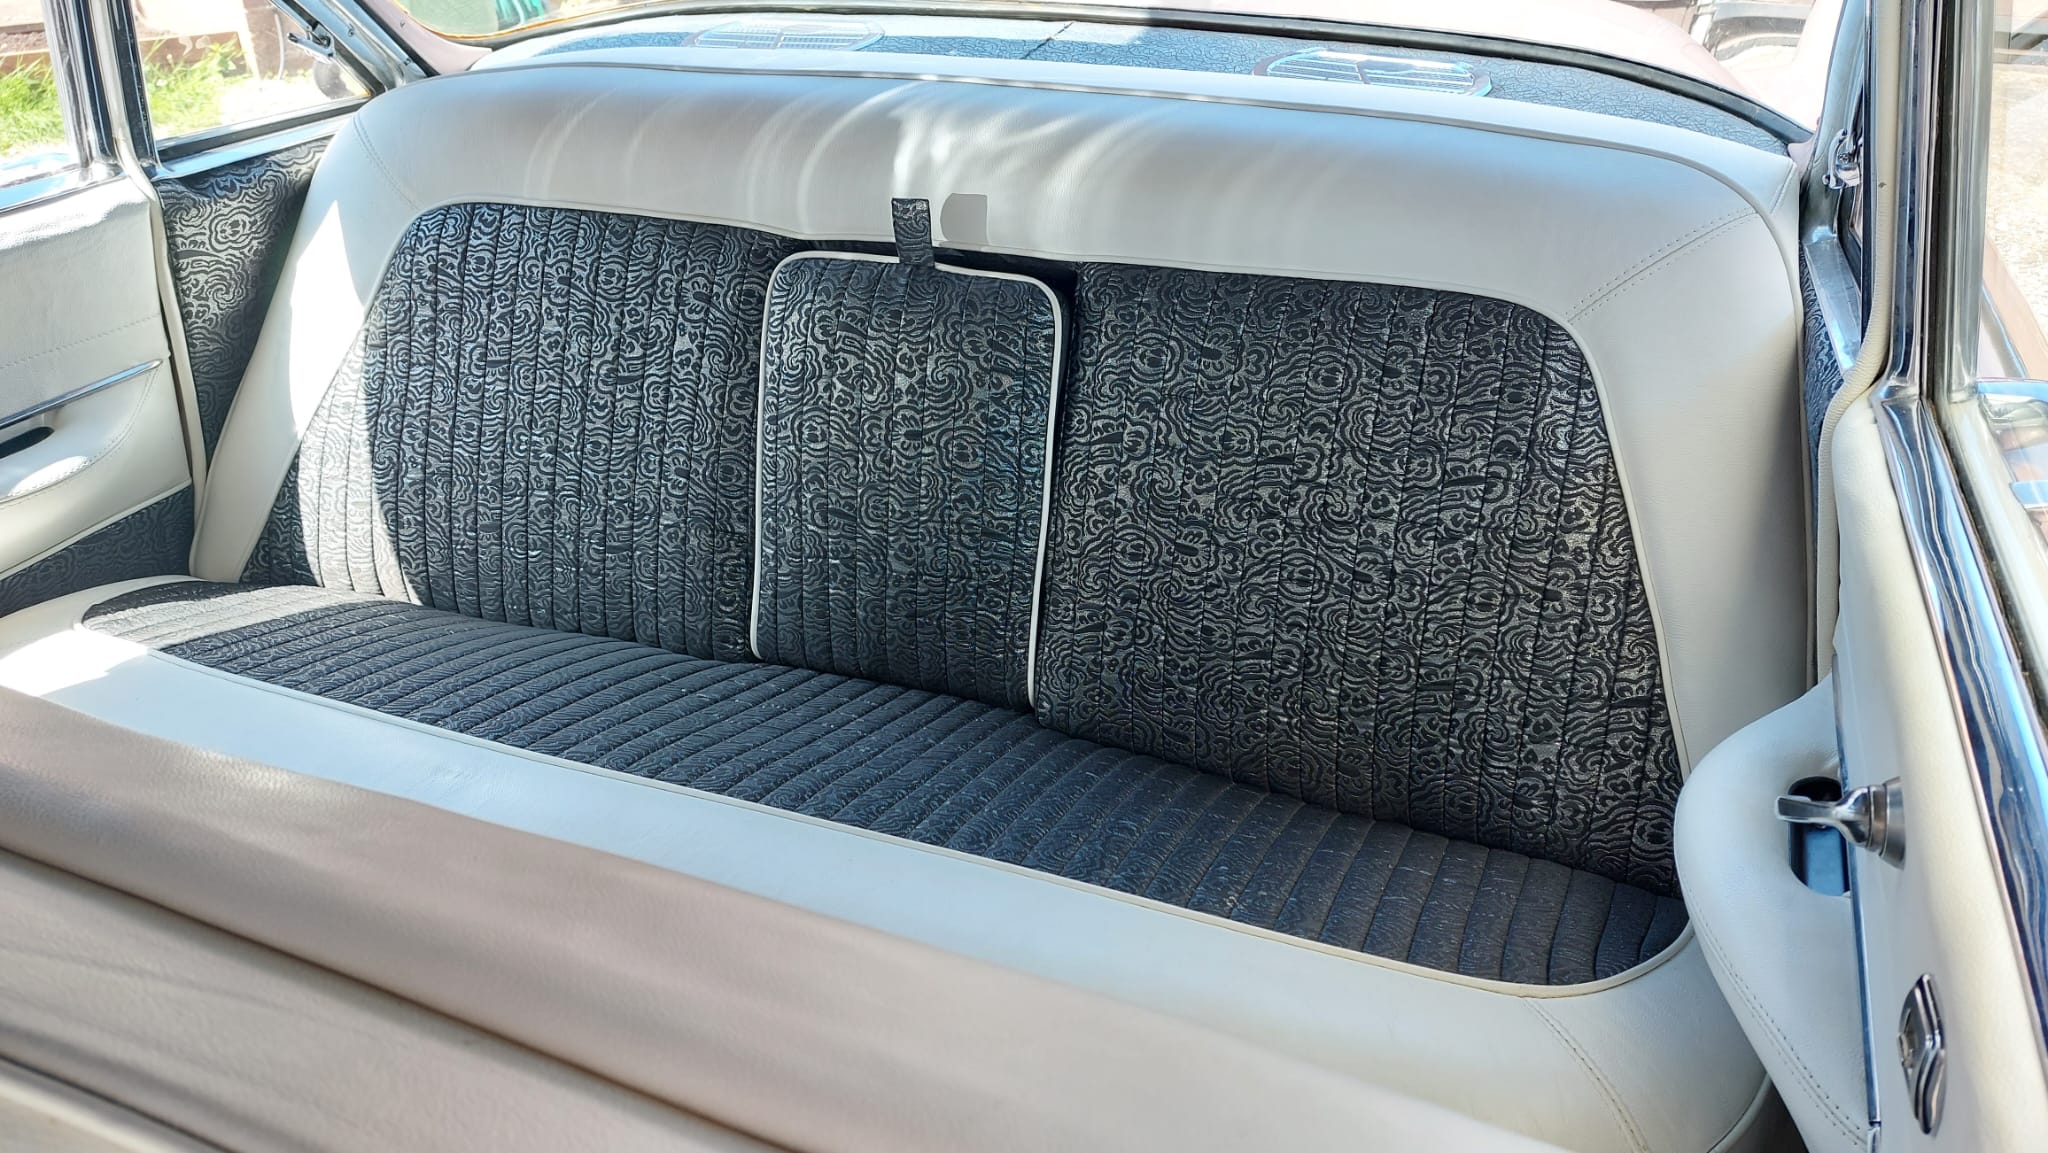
[0,0,81,188]
[130,0,366,147]
[1836,88,1869,294]
[1984,0,2048,376]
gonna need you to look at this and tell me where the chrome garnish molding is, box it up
[1876,382,2048,1065]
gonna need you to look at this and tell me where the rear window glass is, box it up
[387,0,1843,126]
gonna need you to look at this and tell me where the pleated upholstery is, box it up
[242,203,800,662]
[1034,264,1685,896]
[84,581,1687,985]
[753,254,1059,709]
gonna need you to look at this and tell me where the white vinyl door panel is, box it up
[1832,397,2048,1151]
[0,180,186,579]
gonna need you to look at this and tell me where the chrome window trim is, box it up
[154,117,349,180]
[1874,379,2048,1068]
[0,163,121,216]
[1871,0,2048,1067]
[94,0,158,162]
[153,102,364,171]
[44,0,114,168]
[270,0,423,92]
[472,0,1811,142]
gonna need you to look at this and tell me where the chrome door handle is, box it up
[1777,777,1905,866]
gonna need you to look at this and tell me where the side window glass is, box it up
[1837,89,1869,294]
[1984,1,2048,376]
[131,0,366,145]
[0,0,81,187]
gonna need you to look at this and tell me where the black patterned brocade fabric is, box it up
[242,203,801,662]
[0,490,193,619]
[1800,259,1845,506]
[156,140,328,457]
[753,255,1058,708]
[1033,264,1685,895]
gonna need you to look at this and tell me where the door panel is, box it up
[0,179,189,592]
[1833,397,2048,1149]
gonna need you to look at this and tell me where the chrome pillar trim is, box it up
[1874,380,2048,1064]
[40,0,114,169]
[0,361,160,433]
[1807,234,1868,371]
[89,0,157,164]
[1886,0,1933,383]
[1803,0,1870,235]
[269,0,422,92]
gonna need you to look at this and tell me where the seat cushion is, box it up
[82,580,1685,984]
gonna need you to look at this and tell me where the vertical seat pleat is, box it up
[243,203,795,662]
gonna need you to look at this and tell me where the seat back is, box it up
[193,56,1806,892]
[240,202,797,662]
[1033,263,1679,891]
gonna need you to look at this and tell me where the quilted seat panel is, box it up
[243,203,801,662]
[84,581,1687,985]
[753,253,1060,708]
[1035,263,1685,895]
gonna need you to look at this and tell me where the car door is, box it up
[0,0,408,620]
[1678,0,2048,1148]
[0,0,191,618]
[1822,0,2048,1144]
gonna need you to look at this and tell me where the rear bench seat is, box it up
[0,54,1807,1153]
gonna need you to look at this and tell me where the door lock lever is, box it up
[1777,777,1905,867]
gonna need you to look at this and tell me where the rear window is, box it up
[387,0,1843,127]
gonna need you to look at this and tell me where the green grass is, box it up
[142,43,236,140]
[0,44,240,164]
[0,59,68,161]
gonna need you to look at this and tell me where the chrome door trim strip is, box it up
[1806,234,1867,374]
[1875,379,2048,1064]
[0,360,160,434]
[155,112,354,178]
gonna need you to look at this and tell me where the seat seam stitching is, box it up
[352,117,420,212]
[1563,208,1750,318]
[1525,999,1651,1153]
[1769,165,1797,215]
[1692,916,1865,1143]
[0,315,154,376]
[1570,215,1754,324]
